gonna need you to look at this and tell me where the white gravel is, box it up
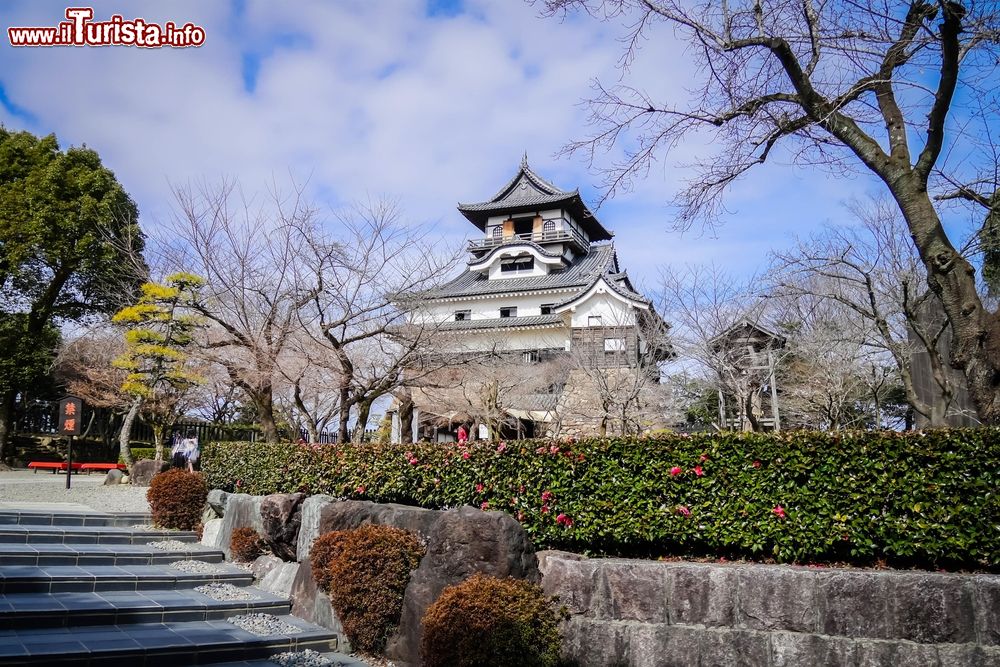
[147,539,202,551]
[195,582,261,601]
[169,559,225,573]
[228,613,302,636]
[268,649,338,666]
[0,470,150,513]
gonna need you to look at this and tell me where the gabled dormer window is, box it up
[540,303,555,315]
[500,307,517,318]
[454,310,471,321]
[500,255,533,273]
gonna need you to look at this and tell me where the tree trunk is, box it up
[153,425,166,463]
[353,400,373,444]
[891,178,1000,423]
[0,390,15,470]
[119,397,142,476]
[398,392,414,444]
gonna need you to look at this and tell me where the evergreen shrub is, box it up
[309,525,425,653]
[420,573,562,667]
[203,429,1000,568]
[146,468,208,530]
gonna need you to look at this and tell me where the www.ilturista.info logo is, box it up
[7,7,206,48]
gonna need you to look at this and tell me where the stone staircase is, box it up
[0,507,363,666]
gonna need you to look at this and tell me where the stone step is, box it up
[0,524,198,545]
[0,587,291,629]
[0,564,253,594]
[0,543,223,567]
[0,616,338,665]
[0,509,152,528]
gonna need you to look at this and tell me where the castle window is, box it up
[542,219,556,236]
[540,303,555,315]
[500,306,517,318]
[454,310,471,322]
[604,338,625,352]
[491,226,502,239]
[523,350,540,363]
[500,255,534,273]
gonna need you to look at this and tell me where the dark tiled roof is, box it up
[438,314,565,331]
[429,244,619,300]
[457,159,613,241]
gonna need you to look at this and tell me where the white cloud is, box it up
[0,0,873,289]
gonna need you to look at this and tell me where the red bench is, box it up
[27,461,84,473]
[79,463,127,474]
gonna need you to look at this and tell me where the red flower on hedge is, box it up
[496,442,507,453]
[405,451,414,459]
[541,490,554,502]
[753,460,762,469]
[693,466,704,477]
[408,457,419,465]
[670,466,682,476]
[516,511,526,522]
[549,445,560,454]
[556,513,574,527]
[676,505,691,517]
[699,453,709,462]
[462,451,471,460]
[475,483,484,493]
[355,485,365,495]
[541,505,550,514]
[481,501,489,510]
[772,505,786,519]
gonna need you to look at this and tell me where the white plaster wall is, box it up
[443,328,570,353]
[415,292,578,323]
[567,292,636,328]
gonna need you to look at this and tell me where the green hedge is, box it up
[202,430,1000,568]
[118,447,156,464]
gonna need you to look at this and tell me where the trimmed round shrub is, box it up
[146,468,208,530]
[230,526,265,562]
[421,573,562,667]
[310,525,424,653]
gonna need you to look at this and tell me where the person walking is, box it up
[170,433,186,468]
[182,431,200,473]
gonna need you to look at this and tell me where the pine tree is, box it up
[112,273,204,470]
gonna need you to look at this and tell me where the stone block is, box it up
[296,494,336,562]
[250,554,283,581]
[975,574,1000,646]
[130,459,168,486]
[770,631,856,667]
[289,557,348,649]
[384,506,539,666]
[217,493,264,560]
[207,489,230,516]
[595,559,669,623]
[259,561,301,599]
[630,624,701,667]
[817,571,892,639]
[737,566,819,633]
[368,503,440,540]
[889,573,975,644]
[699,628,770,667]
[260,492,305,561]
[667,563,738,628]
[200,518,223,548]
[539,551,599,616]
[938,644,997,667]
[560,616,633,667]
[855,640,940,667]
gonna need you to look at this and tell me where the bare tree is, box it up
[163,179,317,442]
[296,199,463,443]
[541,0,1000,423]
[274,333,341,443]
[769,195,971,426]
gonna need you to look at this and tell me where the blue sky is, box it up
[0,0,941,292]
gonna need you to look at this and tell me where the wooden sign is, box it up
[58,396,83,436]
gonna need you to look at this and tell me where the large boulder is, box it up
[103,469,124,486]
[200,518,224,548]
[300,500,440,564]
[260,492,306,561]
[290,558,348,649]
[217,493,265,560]
[130,459,169,487]
[296,494,336,562]
[385,506,539,666]
[207,489,230,516]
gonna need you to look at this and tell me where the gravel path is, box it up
[0,470,150,513]
[228,613,302,636]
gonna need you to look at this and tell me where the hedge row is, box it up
[201,430,1000,568]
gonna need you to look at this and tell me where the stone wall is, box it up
[556,368,672,438]
[538,551,1000,667]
